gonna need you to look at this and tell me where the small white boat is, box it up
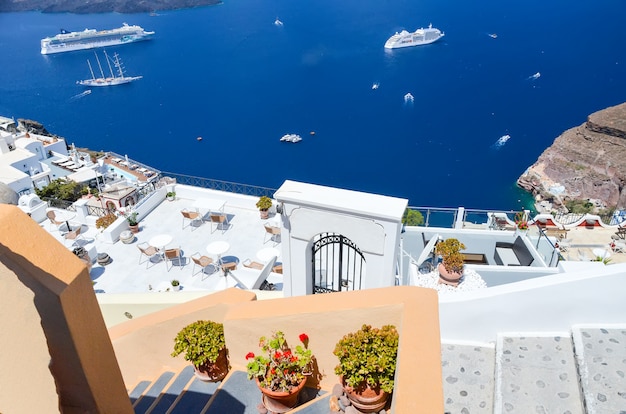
[372,82,380,90]
[498,134,511,144]
[274,18,284,26]
[488,33,497,39]
[280,134,302,143]
[531,72,541,80]
[404,93,414,103]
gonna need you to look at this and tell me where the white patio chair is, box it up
[191,252,218,279]
[181,208,202,230]
[164,247,185,271]
[263,225,281,246]
[209,213,229,234]
[64,226,84,247]
[137,242,160,268]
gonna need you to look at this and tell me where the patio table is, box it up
[256,247,280,263]
[193,198,226,215]
[149,234,173,251]
[53,209,76,232]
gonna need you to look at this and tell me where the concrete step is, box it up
[441,341,495,414]
[494,333,584,414]
[133,371,175,414]
[129,380,152,406]
[168,373,221,414]
[147,365,195,414]
[572,324,626,414]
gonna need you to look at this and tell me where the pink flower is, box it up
[246,352,255,360]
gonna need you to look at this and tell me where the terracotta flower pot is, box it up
[342,379,389,414]
[129,224,139,234]
[193,348,229,382]
[437,262,463,286]
[256,377,306,413]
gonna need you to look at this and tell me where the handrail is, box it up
[161,171,276,198]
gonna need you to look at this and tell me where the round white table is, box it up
[149,234,173,250]
[53,209,76,231]
[256,247,280,262]
[206,241,230,262]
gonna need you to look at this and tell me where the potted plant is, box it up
[515,211,529,236]
[333,324,399,413]
[166,191,176,201]
[124,211,139,233]
[256,196,273,219]
[435,237,466,286]
[171,320,229,382]
[170,279,180,291]
[246,331,313,411]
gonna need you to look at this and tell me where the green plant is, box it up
[435,238,466,274]
[401,208,424,226]
[95,213,117,229]
[333,324,399,393]
[515,211,528,230]
[246,331,313,392]
[171,279,180,286]
[256,196,273,211]
[35,178,84,202]
[166,191,176,198]
[171,320,225,367]
[124,211,138,226]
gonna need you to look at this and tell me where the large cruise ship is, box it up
[384,24,444,49]
[40,23,154,55]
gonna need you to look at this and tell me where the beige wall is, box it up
[0,205,132,414]
[111,286,444,413]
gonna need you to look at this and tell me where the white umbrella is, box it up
[414,233,440,267]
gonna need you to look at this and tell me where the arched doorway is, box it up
[311,232,365,293]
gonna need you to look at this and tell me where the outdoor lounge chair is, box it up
[229,256,277,290]
[64,226,84,247]
[191,252,217,278]
[164,248,184,271]
[137,242,160,267]
[209,213,229,234]
[263,225,281,246]
[181,208,202,230]
[242,258,264,270]
[46,210,65,232]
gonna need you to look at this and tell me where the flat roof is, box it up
[274,180,407,221]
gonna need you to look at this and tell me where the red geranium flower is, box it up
[299,333,309,343]
[246,352,255,360]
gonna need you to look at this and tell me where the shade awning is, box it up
[67,169,102,183]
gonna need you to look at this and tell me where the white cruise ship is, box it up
[40,23,155,55]
[384,24,444,49]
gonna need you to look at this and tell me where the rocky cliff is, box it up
[0,0,220,14]
[518,102,626,211]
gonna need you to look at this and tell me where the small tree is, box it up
[401,208,424,226]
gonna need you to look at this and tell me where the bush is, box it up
[96,213,117,230]
[402,208,424,226]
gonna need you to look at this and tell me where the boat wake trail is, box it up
[526,72,541,80]
[70,90,92,101]
[491,134,510,149]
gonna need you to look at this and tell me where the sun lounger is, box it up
[111,157,122,163]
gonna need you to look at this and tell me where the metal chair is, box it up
[242,258,264,270]
[64,226,84,247]
[164,248,184,271]
[47,210,65,232]
[137,242,160,268]
[209,213,229,234]
[263,225,281,246]
[181,208,202,230]
[191,252,217,278]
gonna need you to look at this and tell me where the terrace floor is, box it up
[43,193,284,296]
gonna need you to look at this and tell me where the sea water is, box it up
[0,0,625,210]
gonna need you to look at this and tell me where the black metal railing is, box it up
[42,197,77,212]
[162,172,276,198]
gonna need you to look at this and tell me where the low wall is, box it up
[109,286,443,413]
[439,263,626,343]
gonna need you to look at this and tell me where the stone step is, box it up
[494,333,584,414]
[147,365,195,414]
[133,371,175,414]
[572,324,626,414]
[168,373,221,414]
[129,380,152,406]
[441,341,495,414]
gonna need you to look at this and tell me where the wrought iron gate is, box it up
[312,233,365,293]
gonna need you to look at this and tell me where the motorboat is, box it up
[384,24,444,49]
[372,82,380,90]
[280,134,302,143]
[404,93,414,103]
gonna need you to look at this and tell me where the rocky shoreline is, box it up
[518,102,626,213]
[0,0,221,14]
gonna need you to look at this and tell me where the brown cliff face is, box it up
[0,0,220,14]
[517,102,626,210]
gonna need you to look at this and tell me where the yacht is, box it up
[274,18,284,26]
[76,50,142,87]
[280,134,302,143]
[404,92,414,103]
[40,23,154,55]
[384,24,444,49]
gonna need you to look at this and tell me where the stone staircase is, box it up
[129,325,626,414]
[129,369,328,414]
[442,325,626,414]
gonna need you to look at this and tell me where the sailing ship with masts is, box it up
[76,50,142,87]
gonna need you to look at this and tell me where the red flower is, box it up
[299,333,309,343]
[245,352,255,360]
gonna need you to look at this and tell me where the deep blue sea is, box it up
[1,0,625,210]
